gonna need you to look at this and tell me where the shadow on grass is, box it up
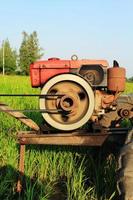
[0,165,67,200]
[0,137,122,200]
[19,143,119,199]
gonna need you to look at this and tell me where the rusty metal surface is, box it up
[17,128,129,146]
[94,90,115,111]
[30,58,109,87]
[99,95,133,128]
[40,74,94,131]
[79,65,104,85]
[15,127,130,194]
[117,94,133,105]
[17,144,25,193]
[107,67,126,92]
[18,133,108,146]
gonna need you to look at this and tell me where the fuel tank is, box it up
[107,66,126,92]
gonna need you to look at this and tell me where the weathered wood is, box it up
[0,102,40,131]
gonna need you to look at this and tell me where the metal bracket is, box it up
[16,127,130,193]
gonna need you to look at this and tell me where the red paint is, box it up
[30,58,109,87]
[107,67,126,92]
[40,68,69,85]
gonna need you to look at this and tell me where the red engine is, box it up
[30,56,126,131]
[30,57,110,87]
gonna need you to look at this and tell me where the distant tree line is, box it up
[126,77,133,82]
[0,31,43,75]
[0,33,133,81]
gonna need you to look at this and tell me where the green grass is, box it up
[0,75,132,200]
[124,82,133,94]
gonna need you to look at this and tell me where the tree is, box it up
[0,39,17,74]
[127,76,133,82]
[19,31,43,75]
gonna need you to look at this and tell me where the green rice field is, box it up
[0,75,132,200]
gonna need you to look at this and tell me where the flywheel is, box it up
[40,74,94,131]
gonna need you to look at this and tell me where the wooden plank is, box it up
[0,102,40,131]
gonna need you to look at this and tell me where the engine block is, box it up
[30,57,126,131]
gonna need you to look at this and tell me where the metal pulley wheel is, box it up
[40,74,94,131]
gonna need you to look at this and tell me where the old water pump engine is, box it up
[30,56,126,131]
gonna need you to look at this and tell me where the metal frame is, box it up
[16,128,129,193]
[0,100,131,193]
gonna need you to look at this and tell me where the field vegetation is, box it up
[0,75,132,200]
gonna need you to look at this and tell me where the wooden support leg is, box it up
[17,144,25,193]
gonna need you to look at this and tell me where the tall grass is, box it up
[124,82,133,94]
[0,75,132,200]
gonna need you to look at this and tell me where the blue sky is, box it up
[0,0,133,77]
